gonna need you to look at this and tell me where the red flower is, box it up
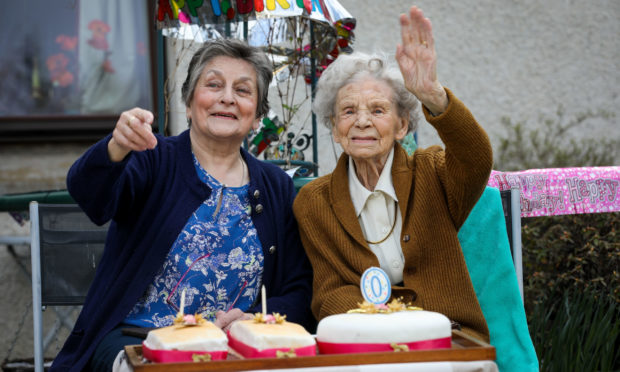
[56,35,77,51]
[136,41,146,56]
[46,53,74,87]
[88,19,111,33]
[46,53,69,72]
[87,19,111,51]
[102,59,115,73]
[55,71,74,87]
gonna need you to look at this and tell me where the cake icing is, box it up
[144,321,228,351]
[316,310,451,344]
[229,318,316,350]
[315,298,452,354]
[228,313,316,358]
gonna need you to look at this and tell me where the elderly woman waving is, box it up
[53,39,314,372]
[293,6,492,342]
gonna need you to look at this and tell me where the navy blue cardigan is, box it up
[51,130,315,371]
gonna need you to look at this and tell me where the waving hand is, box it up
[395,6,448,115]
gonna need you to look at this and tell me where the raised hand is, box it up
[108,107,157,162]
[395,6,448,115]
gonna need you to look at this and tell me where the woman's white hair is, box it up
[312,52,421,134]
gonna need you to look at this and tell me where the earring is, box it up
[187,117,192,127]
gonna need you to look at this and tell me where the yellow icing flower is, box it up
[347,297,423,313]
[253,312,287,324]
[276,349,297,358]
[273,313,287,324]
[387,298,407,312]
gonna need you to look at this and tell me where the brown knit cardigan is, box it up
[293,89,493,342]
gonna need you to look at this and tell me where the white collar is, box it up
[348,148,398,217]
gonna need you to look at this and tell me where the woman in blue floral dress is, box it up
[51,39,314,372]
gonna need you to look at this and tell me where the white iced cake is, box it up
[144,321,228,352]
[316,300,452,354]
[228,313,316,357]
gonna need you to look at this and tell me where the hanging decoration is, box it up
[155,0,355,84]
[488,167,620,217]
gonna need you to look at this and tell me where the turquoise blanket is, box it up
[459,186,539,372]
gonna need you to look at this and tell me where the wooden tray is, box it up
[125,330,495,371]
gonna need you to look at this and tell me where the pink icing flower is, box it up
[183,314,197,325]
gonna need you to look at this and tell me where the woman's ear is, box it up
[394,117,409,141]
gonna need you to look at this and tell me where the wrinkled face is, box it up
[187,56,260,142]
[332,77,408,164]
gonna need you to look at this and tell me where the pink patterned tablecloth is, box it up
[488,167,620,217]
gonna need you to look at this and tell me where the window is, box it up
[0,0,157,141]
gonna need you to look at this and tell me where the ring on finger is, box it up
[127,117,133,128]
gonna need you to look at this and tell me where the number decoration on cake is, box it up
[360,266,391,305]
[352,267,422,314]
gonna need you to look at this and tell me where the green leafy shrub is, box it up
[522,213,620,312]
[495,106,618,171]
[528,288,619,372]
[521,213,620,372]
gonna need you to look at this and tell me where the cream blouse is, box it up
[348,148,405,284]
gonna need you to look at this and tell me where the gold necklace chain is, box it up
[364,200,398,245]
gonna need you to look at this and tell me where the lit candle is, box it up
[180,288,186,315]
[261,285,267,316]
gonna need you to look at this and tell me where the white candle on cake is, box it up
[261,285,267,315]
[180,288,186,315]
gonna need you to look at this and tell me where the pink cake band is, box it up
[142,341,228,363]
[227,332,317,358]
[317,336,451,354]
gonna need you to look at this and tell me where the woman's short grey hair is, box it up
[181,38,273,118]
[312,52,420,134]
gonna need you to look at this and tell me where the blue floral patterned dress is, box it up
[124,155,264,327]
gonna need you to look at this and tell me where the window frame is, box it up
[0,0,160,143]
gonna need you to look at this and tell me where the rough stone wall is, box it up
[1,0,618,361]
